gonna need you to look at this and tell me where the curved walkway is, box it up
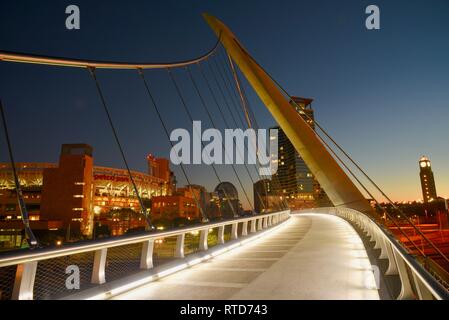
[113,213,380,300]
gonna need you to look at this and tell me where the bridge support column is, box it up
[257,218,263,231]
[175,234,185,258]
[140,240,154,269]
[218,226,225,244]
[92,248,107,284]
[204,14,374,216]
[250,219,257,233]
[12,261,37,300]
[231,223,238,240]
[242,221,248,236]
[393,249,415,300]
[199,229,208,251]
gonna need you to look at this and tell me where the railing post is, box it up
[175,233,185,258]
[262,217,268,229]
[373,231,382,250]
[12,261,38,300]
[242,221,248,236]
[140,240,154,269]
[393,249,415,300]
[384,239,399,275]
[199,229,208,251]
[257,218,263,231]
[218,225,225,244]
[412,273,434,300]
[250,218,257,233]
[377,234,388,259]
[231,223,238,240]
[91,248,107,284]
[267,215,272,227]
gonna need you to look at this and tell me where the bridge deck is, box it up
[113,214,380,300]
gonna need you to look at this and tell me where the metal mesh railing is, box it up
[153,236,177,267]
[184,232,200,255]
[223,225,232,242]
[105,243,142,282]
[207,227,220,248]
[0,265,17,300]
[33,251,94,300]
[0,210,290,300]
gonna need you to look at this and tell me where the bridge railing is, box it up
[298,207,449,300]
[0,210,290,300]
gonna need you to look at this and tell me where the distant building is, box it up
[214,182,242,218]
[271,97,331,210]
[253,179,284,213]
[419,156,438,203]
[0,144,172,247]
[40,144,94,236]
[151,193,199,222]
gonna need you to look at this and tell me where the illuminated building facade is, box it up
[253,179,283,213]
[271,97,331,209]
[40,144,94,236]
[0,144,172,246]
[151,194,200,222]
[419,156,438,203]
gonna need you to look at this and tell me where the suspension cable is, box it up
[88,67,152,229]
[166,67,234,218]
[182,66,243,217]
[206,57,271,212]
[137,68,208,222]
[217,49,288,210]
[195,62,255,212]
[187,64,269,214]
[209,52,288,209]
[0,99,38,248]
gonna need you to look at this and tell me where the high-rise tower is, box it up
[419,156,437,203]
[271,97,331,209]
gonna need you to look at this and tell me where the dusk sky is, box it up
[1,0,449,206]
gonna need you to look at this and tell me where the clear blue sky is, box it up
[1,0,448,205]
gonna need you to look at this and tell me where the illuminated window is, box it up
[73,195,84,198]
[74,182,85,186]
[72,208,83,211]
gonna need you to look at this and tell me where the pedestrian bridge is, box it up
[2,208,447,300]
[112,213,379,300]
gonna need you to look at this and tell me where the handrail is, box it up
[297,207,449,300]
[0,210,285,267]
[0,210,290,300]
[0,37,220,70]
